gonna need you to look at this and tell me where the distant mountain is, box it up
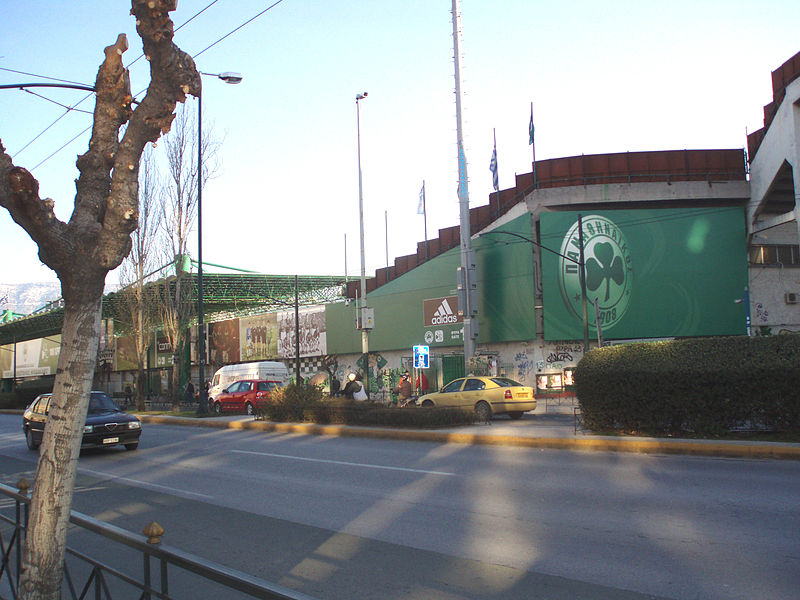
[0,282,122,317]
[0,282,62,315]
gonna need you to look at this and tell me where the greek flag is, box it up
[489,145,499,191]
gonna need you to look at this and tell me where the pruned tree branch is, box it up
[2,3,204,597]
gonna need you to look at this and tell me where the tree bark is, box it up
[1,2,200,597]
[19,292,102,598]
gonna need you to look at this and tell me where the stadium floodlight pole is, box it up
[356,91,370,393]
[452,0,477,374]
[196,71,242,415]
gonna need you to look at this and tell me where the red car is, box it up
[212,379,282,415]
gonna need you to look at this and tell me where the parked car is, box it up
[23,391,142,451]
[213,379,283,415]
[415,376,536,420]
[209,362,290,401]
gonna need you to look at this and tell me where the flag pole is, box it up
[493,128,501,217]
[423,181,429,260]
[530,102,537,189]
[385,209,389,272]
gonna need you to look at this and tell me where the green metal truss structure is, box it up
[0,272,348,346]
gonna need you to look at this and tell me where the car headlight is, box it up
[83,425,93,434]
[128,421,141,430]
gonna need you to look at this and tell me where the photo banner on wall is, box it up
[239,314,278,361]
[1,336,62,378]
[208,319,241,369]
[540,207,748,340]
[277,306,327,359]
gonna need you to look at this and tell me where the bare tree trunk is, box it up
[118,144,162,411]
[1,3,201,597]
[19,289,102,597]
[136,300,148,410]
[159,103,220,411]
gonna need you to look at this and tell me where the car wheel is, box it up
[245,402,254,416]
[508,411,524,420]
[213,402,222,415]
[124,442,139,451]
[475,400,492,422]
[421,399,434,408]
[25,428,40,451]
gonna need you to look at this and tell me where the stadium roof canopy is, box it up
[0,272,348,346]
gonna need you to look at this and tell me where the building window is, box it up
[749,244,800,266]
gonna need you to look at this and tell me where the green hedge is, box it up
[575,335,800,435]
[256,384,476,428]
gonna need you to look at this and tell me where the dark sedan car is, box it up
[23,391,142,451]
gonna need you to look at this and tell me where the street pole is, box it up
[196,72,242,415]
[452,0,477,374]
[356,92,370,393]
[197,90,206,413]
[295,274,301,385]
[578,214,590,353]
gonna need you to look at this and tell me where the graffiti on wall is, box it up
[546,344,583,367]
[514,351,536,383]
[333,353,389,394]
[755,303,769,323]
[469,355,497,377]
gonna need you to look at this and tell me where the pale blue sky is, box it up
[2,0,798,286]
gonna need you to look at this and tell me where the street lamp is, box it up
[355,91,370,393]
[196,71,242,415]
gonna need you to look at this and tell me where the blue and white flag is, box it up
[417,183,425,215]
[489,145,499,191]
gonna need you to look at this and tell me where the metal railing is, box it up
[0,480,318,600]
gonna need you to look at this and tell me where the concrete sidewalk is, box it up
[136,402,800,461]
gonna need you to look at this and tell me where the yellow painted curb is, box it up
[136,415,800,460]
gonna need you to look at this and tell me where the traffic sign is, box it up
[413,345,430,369]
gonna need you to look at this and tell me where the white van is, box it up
[208,361,290,400]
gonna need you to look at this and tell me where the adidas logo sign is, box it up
[430,298,458,325]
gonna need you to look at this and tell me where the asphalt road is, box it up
[0,414,798,600]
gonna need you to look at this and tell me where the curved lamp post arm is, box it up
[481,229,583,266]
[0,83,96,93]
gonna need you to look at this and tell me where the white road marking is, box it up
[231,449,455,476]
[78,467,214,499]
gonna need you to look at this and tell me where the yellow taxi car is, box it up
[415,376,536,420]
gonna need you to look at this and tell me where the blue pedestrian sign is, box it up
[413,345,430,369]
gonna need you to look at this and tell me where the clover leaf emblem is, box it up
[586,242,624,301]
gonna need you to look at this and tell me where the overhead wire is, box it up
[8,0,222,159]
[192,0,284,59]
[8,0,275,168]
[0,67,89,87]
[20,89,93,115]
